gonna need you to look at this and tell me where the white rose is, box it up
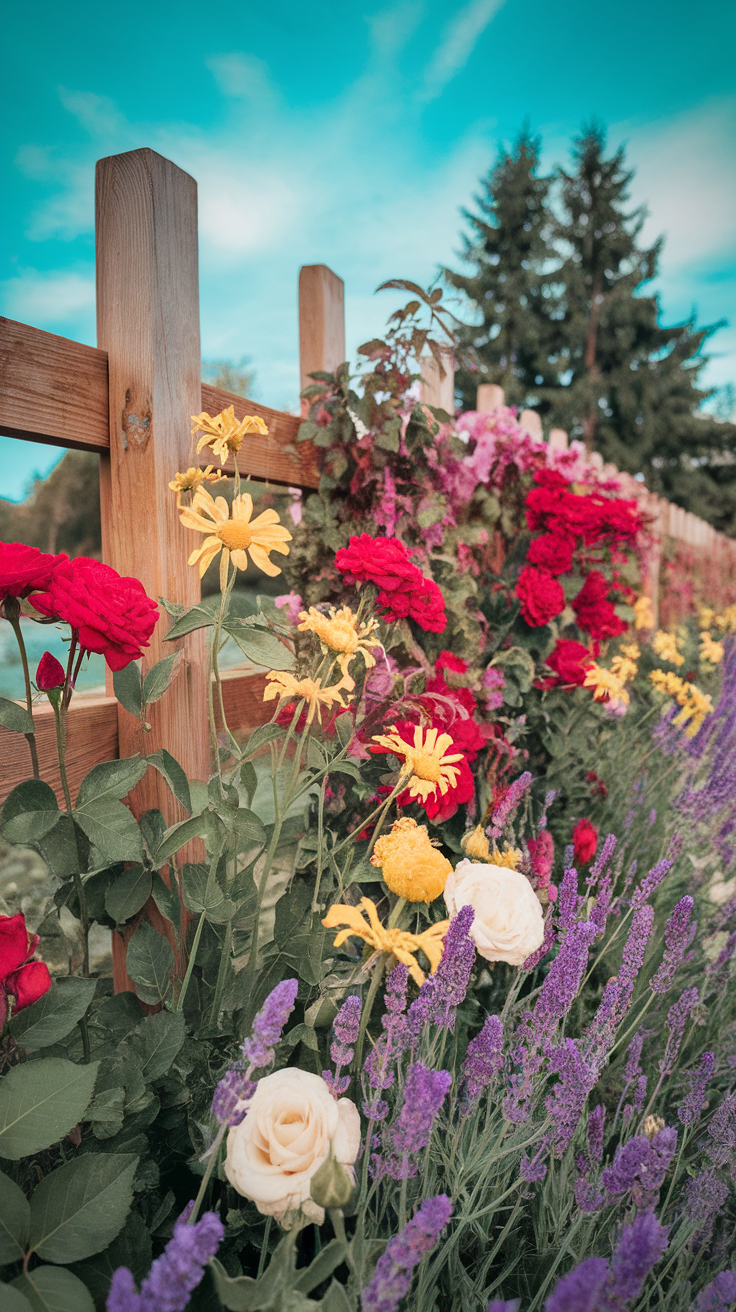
[444,858,545,967]
[224,1068,361,1228]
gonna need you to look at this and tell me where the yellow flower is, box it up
[620,642,640,661]
[714,605,736,634]
[699,606,716,630]
[610,652,638,683]
[634,595,654,630]
[322,897,448,986]
[649,668,686,698]
[263,671,349,725]
[652,630,685,667]
[459,826,520,869]
[583,663,630,705]
[179,488,291,583]
[168,465,226,506]
[370,817,452,903]
[700,631,724,665]
[298,606,382,690]
[650,669,713,738]
[371,724,465,804]
[191,406,269,466]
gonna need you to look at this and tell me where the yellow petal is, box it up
[249,543,282,577]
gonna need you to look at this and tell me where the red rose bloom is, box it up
[527,533,575,576]
[36,651,66,691]
[434,651,468,676]
[573,818,599,866]
[516,566,565,627]
[0,541,68,604]
[545,639,594,687]
[31,557,159,672]
[0,912,52,1027]
[336,534,446,633]
[572,570,626,641]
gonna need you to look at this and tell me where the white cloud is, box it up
[0,268,95,338]
[419,0,505,102]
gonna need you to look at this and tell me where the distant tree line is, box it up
[446,125,736,534]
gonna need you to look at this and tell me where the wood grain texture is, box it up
[299,264,345,403]
[200,383,319,489]
[0,696,118,806]
[0,318,109,450]
[218,668,270,734]
[95,148,211,824]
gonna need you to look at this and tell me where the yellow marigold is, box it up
[700,631,724,665]
[649,668,686,699]
[263,671,349,726]
[610,652,638,683]
[699,606,716,630]
[460,826,520,868]
[634,595,654,630]
[650,669,713,738]
[370,817,451,903]
[620,642,640,661]
[652,630,685,667]
[192,406,269,466]
[583,663,630,705]
[298,606,382,690]
[179,488,291,585]
[168,465,226,506]
[322,896,448,985]
[370,724,464,804]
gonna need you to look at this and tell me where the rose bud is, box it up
[36,651,65,691]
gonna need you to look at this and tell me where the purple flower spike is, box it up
[605,1211,669,1305]
[406,905,475,1038]
[695,1267,736,1311]
[460,1015,503,1110]
[107,1206,223,1312]
[242,977,299,1068]
[678,1051,715,1127]
[361,1195,452,1312]
[650,896,695,994]
[385,1063,452,1177]
[660,986,699,1075]
[487,1302,521,1312]
[210,1067,256,1127]
[325,994,362,1095]
[587,1103,605,1164]
[545,1256,609,1311]
[601,1126,677,1209]
[365,963,409,1094]
[490,771,533,836]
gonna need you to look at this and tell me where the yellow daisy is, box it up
[609,651,638,683]
[322,896,448,986]
[168,465,226,506]
[191,406,269,466]
[370,817,451,902]
[652,630,685,668]
[298,605,382,689]
[179,488,291,581]
[583,663,630,705]
[263,671,349,725]
[370,724,465,803]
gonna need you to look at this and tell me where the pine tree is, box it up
[445,130,560,411]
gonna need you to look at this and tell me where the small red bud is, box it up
[36,651,65,691]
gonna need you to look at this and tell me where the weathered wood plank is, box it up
[0,695,119,807]
[298,264,345,403]
[200,383,319,489]
[0,318,110,451]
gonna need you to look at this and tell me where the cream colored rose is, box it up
[443,858,544,967]
[224,1067,361,1228]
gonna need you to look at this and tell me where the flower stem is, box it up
[188,1122,226,1225]
[353,952,385,1074]
[52,694,90,980]
[7,612,39,779]
[177,908,207,1014]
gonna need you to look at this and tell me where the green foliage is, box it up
[0,1171,30,1264]
[73,758,147,862]
[9,979,97,1051]
[124,922,175,1006]
[11,1265,95,1312]
[0,1060,99,1160]
[0,699,35,734]
[28,1154,138,1264]
[1,782,60,846]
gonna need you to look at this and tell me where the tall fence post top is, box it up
[298,264,346,405]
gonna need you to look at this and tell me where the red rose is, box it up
[527,533,575,576]
[335,533,446,633]
[573,818,599,866]
[516,566,565,627]
[435,651,468,676]
[31,557,159,672]
[36,651,66,691]
[0,912,52,1027]
[0,541,68,604]
[545,639,594,687]
[572,571,626,641]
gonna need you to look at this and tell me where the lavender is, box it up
[487,1302,521,1312]
[556,865,584,932]
[365,963,409,1095]
[706,1092,736,1167]
[545,1039,597,1156]
[650,896,695,994]
[678,1051,715,1126]
[360,1194,452,1312]
[324,994,362,1095]
[686,1168,730,1246]
[545,1212,668,1312]
[601,1126,677,1210]
[490,771,532,837]
[695,1268,736,1311]
[534,919,598,1032]
[460,1014,503,1109]
[406,906,475,1038]
[384,1063,451,1177]
[631,856,676,910]
[107,1205,223,1312]
[614,904,655,1021]
[211,977,298,1125]
[659,987,699,1075]
[588,832,617,887]
[587,1103,605,1164]
[545,1256,609,1311]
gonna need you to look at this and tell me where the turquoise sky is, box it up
[1,0,735,499]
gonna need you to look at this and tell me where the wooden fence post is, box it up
[96,149,210,986]
[476,383,505,413]
[420,349,455,414]
[298,265,345,407]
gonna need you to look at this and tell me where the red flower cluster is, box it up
[32,556,159,672]
[573,817,599,866]
[544,639,594,687]
[516,565,565,628]
[371,717,474,822]
[586,770,609,799]
[572,570,626,641]
[526,470,642,547]
[526,532,574,576]
[0,542,67,604]
[335,534,446,633]
[0,912,52,1027]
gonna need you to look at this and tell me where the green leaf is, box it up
[12,1266,95,1312]
[231,808,267,851]
[154,811,220,866]
[71,1212,151,1309]
[293,1239,347,1294]
[76,757,148,807]
[163,596,221,641]
[35,816,81,879]
[150,871,181,930]
[0,1059,99,1160]
[112,662,142,717]
[125,922,174,1005]
[146,750,192,813]
[240,723,285,759]
[0,781,59,845]
[28,1153,138,1264]
[73,796,144,863]
[180,863,232,923]
[0,1284,33,1312]
[105,866,152,924]
[0,1170,30,1263]
[320,1280,353,1311]
[0,697,35,734]
[334,714,354,748]
[224,621,295,671]
[9,978,97,1051]
[118,1010,185,1082]
[142,652,183,705]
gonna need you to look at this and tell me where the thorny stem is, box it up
[7,611,39,779]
